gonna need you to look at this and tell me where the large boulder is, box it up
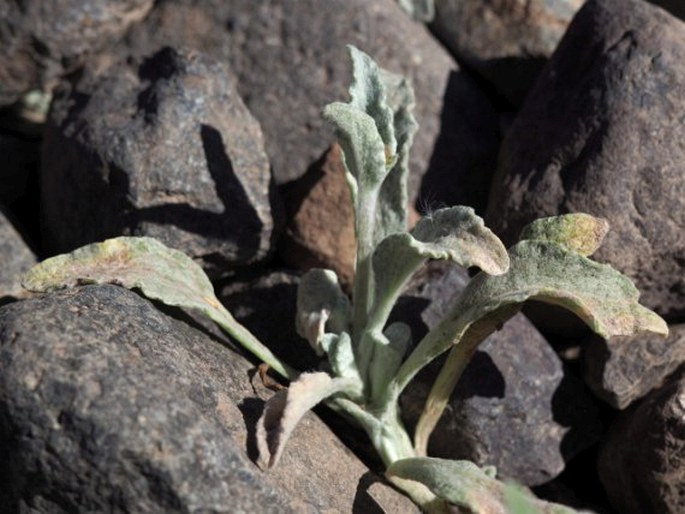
[122,0,500,211]
[41,47,280,277]
[583,324,685,409]
[598,366,685,514]
[0,285,417,513]
[430,0,585,105]
[0,0,153,106]
[486,0,685,321]
[396,261,601,486]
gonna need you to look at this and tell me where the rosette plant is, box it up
[23,46,667,513]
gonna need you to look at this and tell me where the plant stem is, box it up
[414,342,476,455]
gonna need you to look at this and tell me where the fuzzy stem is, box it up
[414,342,476,455]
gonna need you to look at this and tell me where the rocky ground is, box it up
[0,0,684,512]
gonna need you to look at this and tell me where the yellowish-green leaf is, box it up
[22,237,296,379]
[519,213,609,257]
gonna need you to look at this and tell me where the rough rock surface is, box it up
[582,324,685,409]
[598,367,685,514]
[0,209,36,300]
[42,47,279,276]
[430,0,584,105]
[486,0,685,321]
[0,0,153,106]
[279,144,357,290]
[0,285,418,513]
[122,0,500,211]
[396,261,601,486]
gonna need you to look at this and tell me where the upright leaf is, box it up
[22,237,296,379]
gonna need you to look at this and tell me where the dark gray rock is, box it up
[0,285,418,513]
[0,0,153,106]
[486,0,685,321]
[583,324,685,409]
[430,0,584,106]
[122,0,500,211]
[598,366,685,514]
[42,47,280,277]
[397,261,601,486]
[0,208,36,300]
[220,270,321,373]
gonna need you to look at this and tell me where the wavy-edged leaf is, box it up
[368,322,412,400]
[296,269,350,356]
[22,236,296,379]
[348,45,396,154]
[368,207,509,332]
[323,101,387,191]
[386,457,575,514]
[519,213,609,256]
[391,239,668,414]
[320,332,361,385]
[256,372,362,468]
[376,68,417,244]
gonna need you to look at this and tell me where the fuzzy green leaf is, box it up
[256,372,362,468]
[22,237,296,379]
[392,240,668,407]
[348,46,397,154]
[368,322,411,399]
[386,457,576,513]
[368,207,510,332]
[519,213,610,256]
[296,269,351,356]
[323,101,387,191]
[376,68,417,243]
[320,332,361,384]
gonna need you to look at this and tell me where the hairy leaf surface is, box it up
[256,372,362,468]
[22,237,296,378]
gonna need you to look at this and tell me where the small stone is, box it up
[0,285,418,512]
[598,366,685,514]
[486,0,685,321]
[582,324,685,409]
[397,261,601,486]
[42,47,280,277]
[0,208,36,300]
[279,144,357,290]
[0,0,153,106]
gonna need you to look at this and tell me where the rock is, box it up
[397,261,601,486]
[42,47,280,277]
[582,324,685,409]
[220,270,321,373]
[0,285,418,513]
[0,208,36,300]
[122,0,499,210]
[598,366,685,514]
[486,0,685,321]
[279,144,357,290]
[430,0,584,106]
[0,0,153,106]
